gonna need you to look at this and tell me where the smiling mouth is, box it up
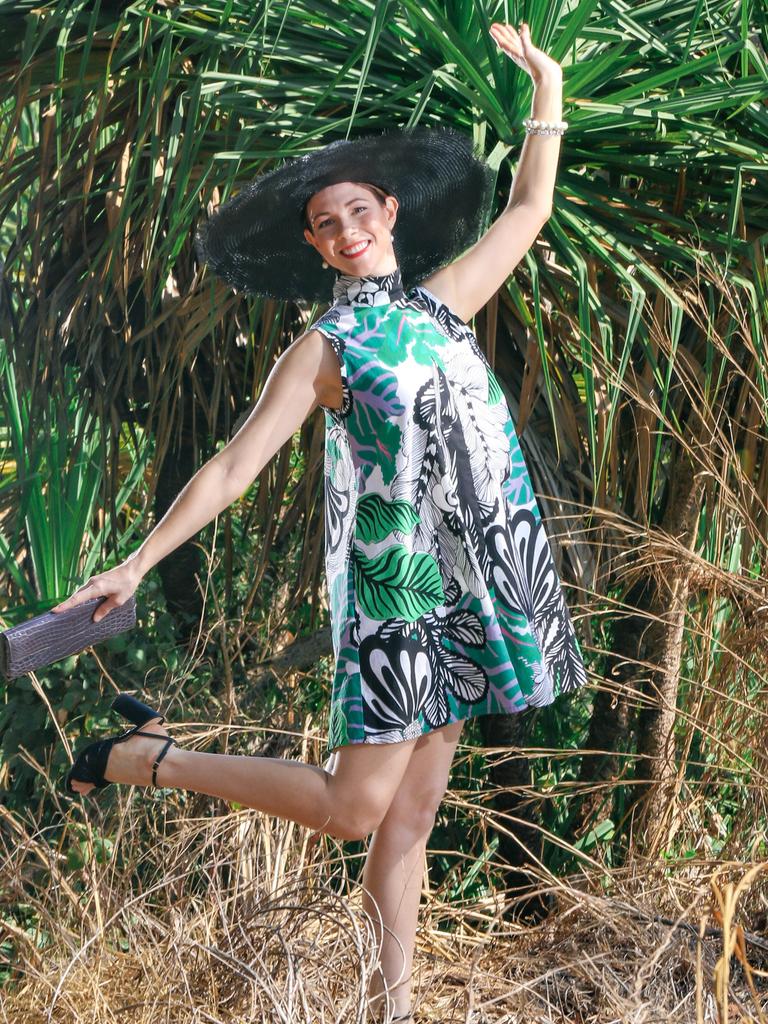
[340,240,371,258]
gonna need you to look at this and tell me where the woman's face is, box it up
[303,181,399,275]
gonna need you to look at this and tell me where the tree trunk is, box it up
[633,450,703,853]
[574,641,632,831]
[478,711,548,919]
[152,376,206,646]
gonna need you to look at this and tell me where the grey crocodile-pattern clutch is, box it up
[0,594,137,680]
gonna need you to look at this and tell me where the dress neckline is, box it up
[332,266,406,307]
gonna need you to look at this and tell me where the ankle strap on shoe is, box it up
[151,737,176,787]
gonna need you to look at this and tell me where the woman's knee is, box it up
[332,799,437,843]
[325,778,392,840]
[379,786,446,841]
[323,738,419,840]
[389,804,438,843]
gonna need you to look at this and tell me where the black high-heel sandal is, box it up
[66,693,177,794]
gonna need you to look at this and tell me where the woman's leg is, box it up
[361,720,465,1022]
[69,718,420,841]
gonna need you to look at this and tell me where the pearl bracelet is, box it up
[523,117,568,136]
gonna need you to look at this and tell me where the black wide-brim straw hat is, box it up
[194,125,495,303]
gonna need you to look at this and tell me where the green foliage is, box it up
[0,344,151,613]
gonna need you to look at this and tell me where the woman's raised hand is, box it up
[51,559,144,623]
[489,22,562,84]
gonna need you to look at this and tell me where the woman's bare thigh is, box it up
[379,719,465,830]
[321,734,421,836]
[321,721,465,835]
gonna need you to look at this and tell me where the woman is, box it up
[53,22,585,1024]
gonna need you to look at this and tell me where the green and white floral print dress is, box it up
[310,267,587,757]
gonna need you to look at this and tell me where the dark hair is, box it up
[302,181,393,233]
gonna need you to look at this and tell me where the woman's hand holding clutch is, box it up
[51,557,144,623]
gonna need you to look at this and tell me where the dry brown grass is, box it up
[2,788,767,1024]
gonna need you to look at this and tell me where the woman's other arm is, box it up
[52,329,340,621]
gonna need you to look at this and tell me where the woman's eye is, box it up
[318,206,367,229]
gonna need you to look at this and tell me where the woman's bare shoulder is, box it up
[288,328,343,410]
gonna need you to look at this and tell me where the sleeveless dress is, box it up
[309,267,588,758]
